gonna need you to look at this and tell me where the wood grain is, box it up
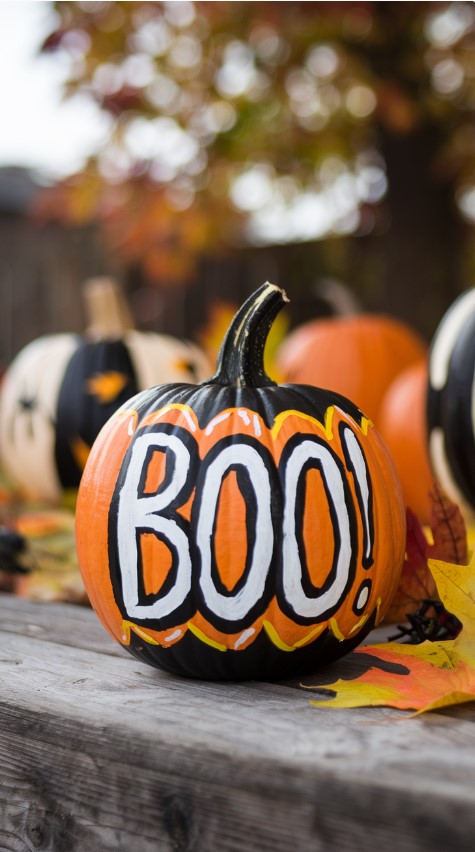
[1,593,475,850]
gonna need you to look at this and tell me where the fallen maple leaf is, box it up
[384,508,438,624]
[13,507,86,604]
[0,472,86,604]
[429,483,468,562]
[385,484,468,623]
[309,551,475,713]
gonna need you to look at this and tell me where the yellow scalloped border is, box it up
[121,608,378,655]
[120,402,372,442]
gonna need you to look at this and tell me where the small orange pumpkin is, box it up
[378,359,434,524]
[76,284,406,680]
[276,314,426,422]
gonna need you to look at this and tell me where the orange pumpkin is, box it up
[76,284,406,680]
[276,314,426,422]
[378,359,434,524]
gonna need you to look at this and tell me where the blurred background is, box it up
[2,0,475,367]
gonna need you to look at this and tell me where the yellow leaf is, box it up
[427,556,475,631]
[310,679,403,709]
[309,551,475,714]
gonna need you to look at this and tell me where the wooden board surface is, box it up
[2,593,475,851]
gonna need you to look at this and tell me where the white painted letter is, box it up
[117,431,192,620]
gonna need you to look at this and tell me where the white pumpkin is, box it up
[0,278,211,502]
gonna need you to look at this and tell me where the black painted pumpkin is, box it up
[427,288,475,516]
[0,278,211,502]
[76,283,406,681]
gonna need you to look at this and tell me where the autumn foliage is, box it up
[309,552,475,714]
[385,484,468,624]
[36,2,475,284]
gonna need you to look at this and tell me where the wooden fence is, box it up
[2,164,462,371]
[0,209,340,370]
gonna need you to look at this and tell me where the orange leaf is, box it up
[16,510,75,538]
[384,508,437,623]
[427,481,468,565]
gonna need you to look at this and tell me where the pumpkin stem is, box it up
[83,277,134,340]
[208,282,289,388]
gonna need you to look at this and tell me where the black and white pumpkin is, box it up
[0,278,211,502]
[427,287,475,516]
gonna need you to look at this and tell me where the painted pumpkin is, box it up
[76,283,406,681]
[378,359,434,524]
[0,278,211,502]
[276,314,426,422]
[428,288,475,517]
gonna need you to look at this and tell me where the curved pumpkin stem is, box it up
[84,277,134,340]
[209,282,289,388]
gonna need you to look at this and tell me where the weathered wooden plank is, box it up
[2,711,474,852]
[0,592,123,657]
[2,595,475,850]
[0,592,394,662]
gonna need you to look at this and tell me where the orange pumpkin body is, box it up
[378,360,433,523]
[76,285,406,680]
[277,315,426,422]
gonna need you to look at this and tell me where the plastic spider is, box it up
[389,598,462,644]
[0,526,31,575]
